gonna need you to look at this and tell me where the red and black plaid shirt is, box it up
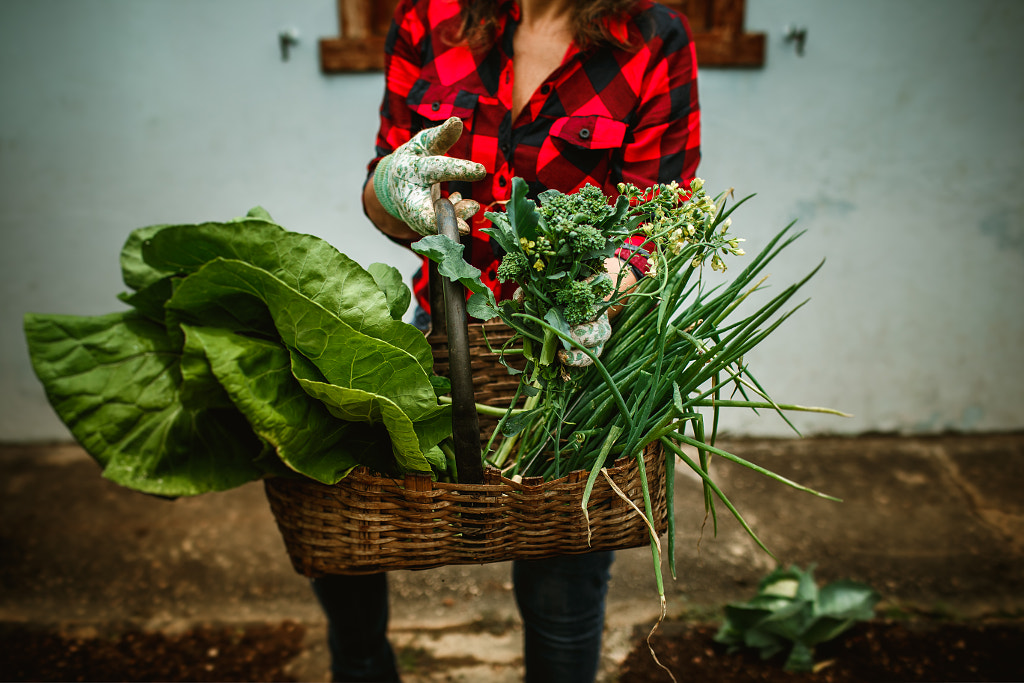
[368,0,701,311]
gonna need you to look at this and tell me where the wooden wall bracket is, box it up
[319,0,764,73]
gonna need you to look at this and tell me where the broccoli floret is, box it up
[539,184,615,232]
[496,251,529,283]
[556,279,598,326]
[566,223,606,255]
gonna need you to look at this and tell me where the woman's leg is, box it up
[311,573,401,682]
[512,552,614,683]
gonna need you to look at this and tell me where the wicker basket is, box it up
[264,322,668,576]
[427,322,526,443]
[265,442,666,576]
[264,202,667,576]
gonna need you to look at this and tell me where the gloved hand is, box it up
[373,117,487,236]
[557,312,612,368]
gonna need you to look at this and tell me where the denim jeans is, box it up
[311,572,400,682]
[312,552,614,683]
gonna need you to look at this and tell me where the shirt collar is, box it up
[497,1,641,53]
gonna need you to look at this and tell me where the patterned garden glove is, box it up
[373,117,486,236]
[558,312,613,368]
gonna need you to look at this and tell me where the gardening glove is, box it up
[373,116,487,236]
[558,311,613,368]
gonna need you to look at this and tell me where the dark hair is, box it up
[458,0,639,52]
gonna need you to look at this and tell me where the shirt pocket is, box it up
[408,80,479,126]
[549,115,628,150]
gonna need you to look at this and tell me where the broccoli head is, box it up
[496,251,530,283]
[539,184,615,233]
[566,223,606,255]
[556,278,599,326]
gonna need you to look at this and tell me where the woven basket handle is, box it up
[432,197,484,483]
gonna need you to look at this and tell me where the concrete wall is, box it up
[2,0,1022,441]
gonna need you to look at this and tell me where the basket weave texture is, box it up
[265,322,668,576]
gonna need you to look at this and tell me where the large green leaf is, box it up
[185,326,378,483]
[165,257,440,422]
[815,579,881,620]
[117,276,176,325]
[288,351,442,475]
[23,311,264,496]
[120,224,175,292]
[179,323,235,411]
[367,262,412,321]
[801,580,881,646]
[506,176,539,241]
[141,220,432,373]
[411,234,500,320]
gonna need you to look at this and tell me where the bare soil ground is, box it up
[620,618,1024,683]
[0,621,306,683]
[3,617,1022,682]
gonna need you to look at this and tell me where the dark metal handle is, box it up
[433,198,483,484]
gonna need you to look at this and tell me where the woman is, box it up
[316,1,700,681]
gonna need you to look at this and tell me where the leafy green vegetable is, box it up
[411,233,500,321]
[183,326,368,482]
[24,209,451,496]
[141,219,433,372]
[714,565,880,672]
[165,257,438,423]
[23,311,266,496]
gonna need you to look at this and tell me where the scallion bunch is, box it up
[417,177,846,624]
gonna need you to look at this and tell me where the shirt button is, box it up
[500,143,511,155]
[540,84,551,95]
[498,176,508,188]
[579,128,591,140]
[431,101,440,111]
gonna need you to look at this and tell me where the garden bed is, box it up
[620,618,1024,682]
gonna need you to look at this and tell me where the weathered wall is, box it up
[2,0,1021,440]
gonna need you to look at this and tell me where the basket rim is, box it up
[266,444,660,494]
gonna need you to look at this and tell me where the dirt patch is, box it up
[5,618,1023,682]
[620,619,1024,682]
[0,621,305,682]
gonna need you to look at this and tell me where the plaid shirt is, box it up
[369,0,701,311]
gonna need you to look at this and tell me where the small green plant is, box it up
[714,564,880,672]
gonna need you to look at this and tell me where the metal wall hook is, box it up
[784,24,808,56]
[279,27,300,61]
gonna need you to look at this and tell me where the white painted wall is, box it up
[699,1,1024,435]
[2,1,1022,441]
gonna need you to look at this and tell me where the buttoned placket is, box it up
[494,52,515,202]
[492,22,581,203]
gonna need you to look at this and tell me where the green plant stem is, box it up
[513,313,634,431]
[671,432,841,501]
[437,395,532,418]
[491,389,542,468]
[661,436,773,557]
[685,399,851,416]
